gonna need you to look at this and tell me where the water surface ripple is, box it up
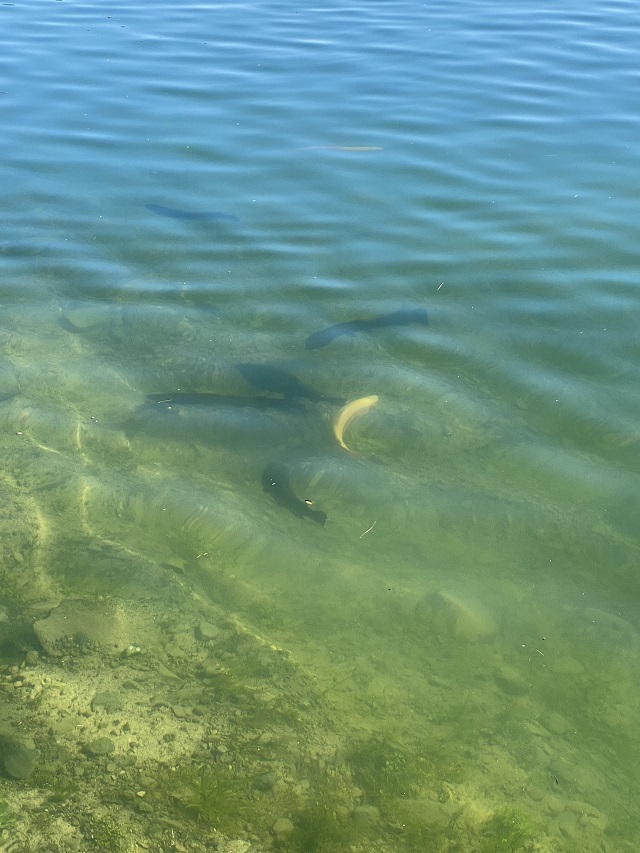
[1,0,640,849]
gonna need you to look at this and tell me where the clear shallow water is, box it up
[1,0,640,849]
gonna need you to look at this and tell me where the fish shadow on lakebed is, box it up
[235,363,345,405]
[132,363,383,527]
[305,307,429,350]
[126,392,306,449]
[261,461,327,527]
[128,363,344,446]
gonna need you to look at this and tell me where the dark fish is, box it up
[305,308,429,350]
[261,462,326,526]
[236,363,345,405]
[147,392,295,410]
[145,204,239,222]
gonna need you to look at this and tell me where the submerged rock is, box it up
[416,590,497,643]
[0,728,40,780]
[91,691,123,713]
[33,598,135,656]
[352,804,380,825]
[0,365,20,402]
[494,664,529,696]
[393,798,458,830]
[272,817,295,838]
[83,737,115,757]
[59,303,113,333]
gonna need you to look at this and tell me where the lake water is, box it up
[1,0,639,850]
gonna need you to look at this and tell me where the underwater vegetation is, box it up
[82,813,129,852]
[477,808,537,853]
[272,765,361,853]
[396,804,537,853]
[285,798,355,853]
[344,736,537,853]
[346,735,432,803]
[0,799,16,829]
[170,763,250,831]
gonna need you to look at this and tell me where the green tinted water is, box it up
[1,0,639,850]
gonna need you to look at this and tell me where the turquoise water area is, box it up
[1,0,639,850]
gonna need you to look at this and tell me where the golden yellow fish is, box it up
[333,395,379,452]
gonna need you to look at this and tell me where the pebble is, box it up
[0,737,40,780]
[272,817,295,838]
[524,719,551,738]
[197,620,221,641]
[394,798,456,829]
[494,665,529,696]
[546,712,571,735]
[223,842,252,853]
[83,737,116,757]
[0,724,41,779]
[253,771,278,791]
[91,691,123,713]
[51,716,81,736]
[352,805,380,825]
